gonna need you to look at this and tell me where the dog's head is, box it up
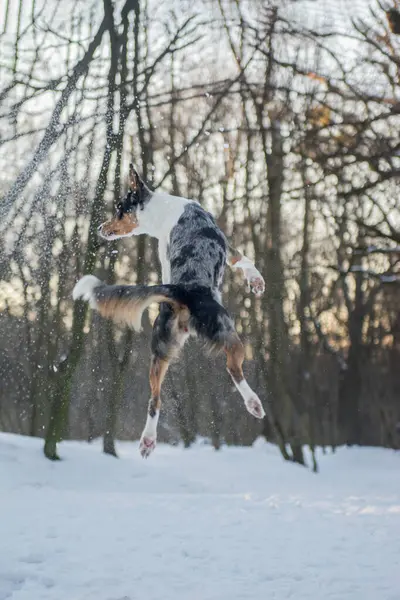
[98,164,151,240]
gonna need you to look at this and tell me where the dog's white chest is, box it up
[158,238,171,284]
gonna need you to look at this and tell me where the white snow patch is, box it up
[1,433,399,600]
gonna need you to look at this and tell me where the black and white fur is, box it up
[73,166,266,457]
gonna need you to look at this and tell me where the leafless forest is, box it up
[0,0,399,467]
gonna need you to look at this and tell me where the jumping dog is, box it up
[73,165,266,457]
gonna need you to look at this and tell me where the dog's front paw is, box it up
[248,275,265,297]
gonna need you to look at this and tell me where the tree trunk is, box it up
[44,300,88,459]
[264,117,305,465]
[103,372,124,457]
[338,255,365,445]
[43,0,123,459]
[297,162,317,468]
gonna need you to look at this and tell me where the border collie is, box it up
[73,165,266,457]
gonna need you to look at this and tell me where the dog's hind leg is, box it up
[188,294,265,420]
[139,304,189,458]
[225,334,265,419]
[139,356,169,458]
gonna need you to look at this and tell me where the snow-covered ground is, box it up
[0,433,399,600]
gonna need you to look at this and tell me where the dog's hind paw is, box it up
[245,397,266,419]
[139,435,156,458]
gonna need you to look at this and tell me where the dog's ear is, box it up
[129,163,142,192]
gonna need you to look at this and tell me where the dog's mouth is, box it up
[97,215,138,240]
[97,224,115,239]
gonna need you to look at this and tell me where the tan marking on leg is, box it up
[225,337,245,383]
[148,357,170,415]
[177,306,190,333]
[230,254,243,266]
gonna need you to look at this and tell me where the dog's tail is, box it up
[73,275,235,344]
[73,275,191,332]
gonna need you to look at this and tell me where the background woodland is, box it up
[0,0,399,467]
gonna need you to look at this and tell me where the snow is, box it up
[1,434,399,600]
